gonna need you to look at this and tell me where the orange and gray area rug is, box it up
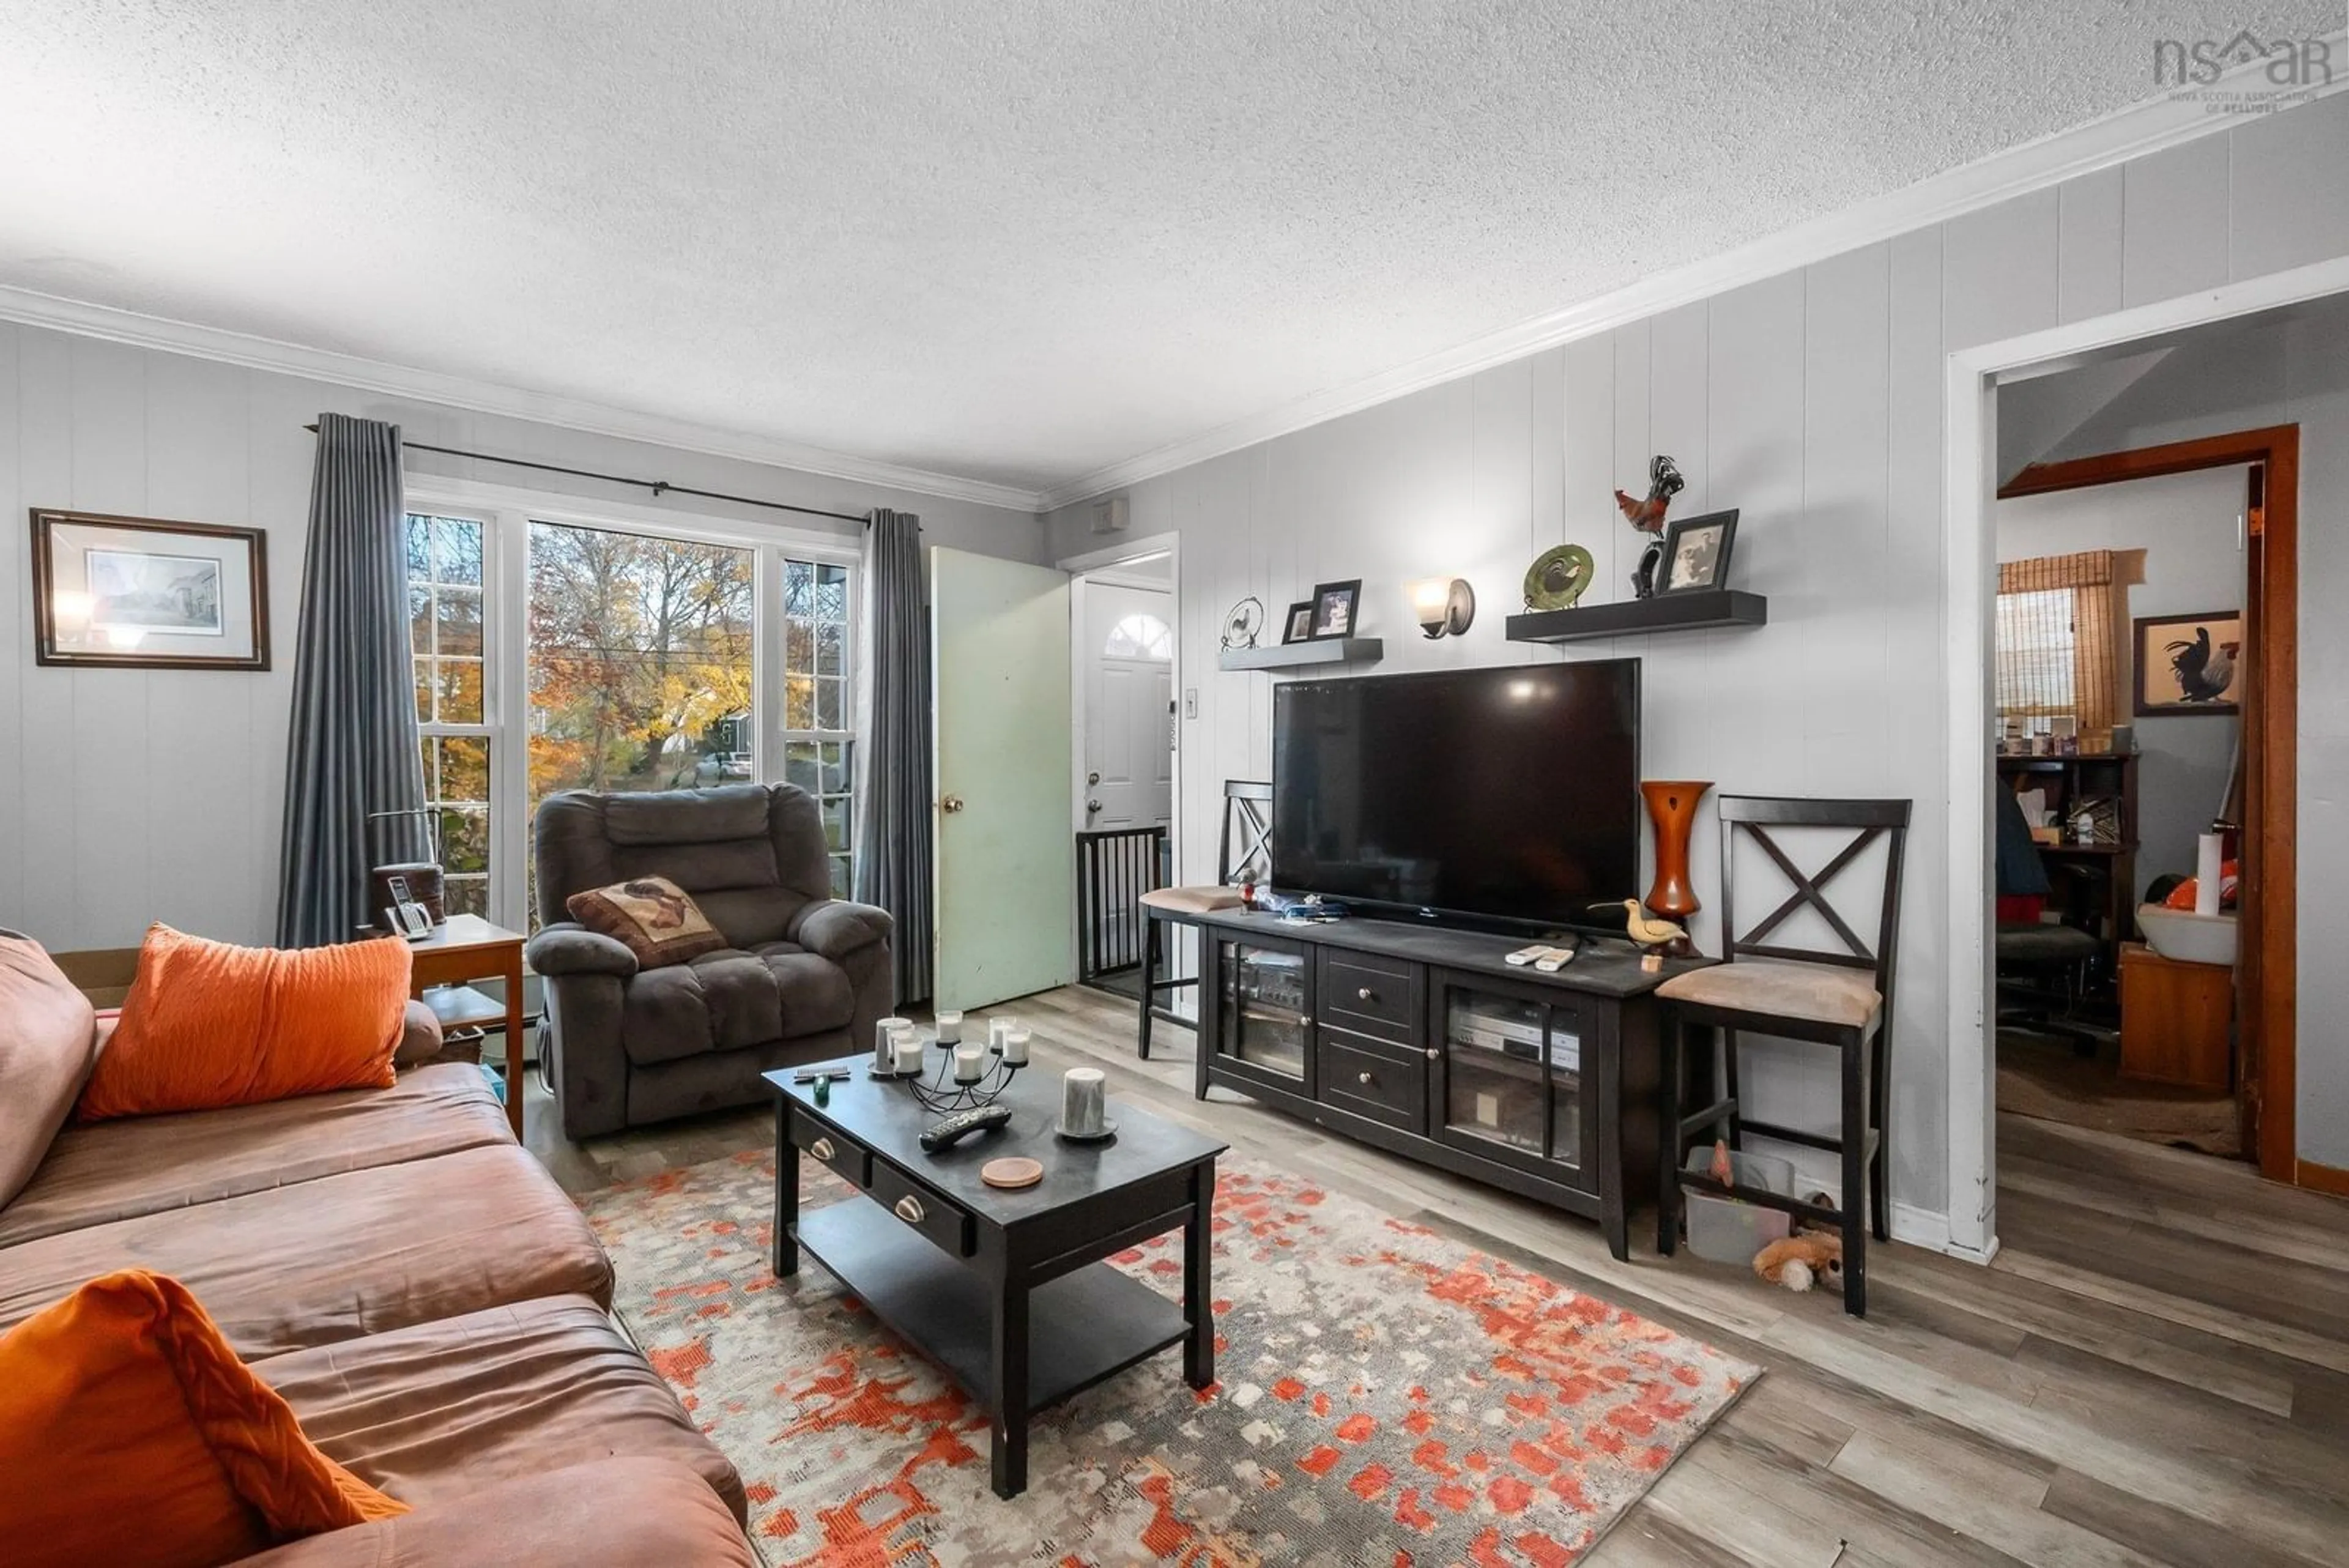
[581,1151,1754,1565]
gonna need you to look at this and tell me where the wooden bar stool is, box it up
[1655,795,1910,1315]
[1135,781,1271,1060]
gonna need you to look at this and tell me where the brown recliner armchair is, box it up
[525,784,894,1139]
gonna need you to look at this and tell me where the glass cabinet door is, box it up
[1214,939,1310,1081]
[1439,984,1583,1172]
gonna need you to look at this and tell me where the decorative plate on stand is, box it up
[1524,544,1597,610]
[1220,596,1266,650]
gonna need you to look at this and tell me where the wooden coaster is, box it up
[980,1156,1043,1190]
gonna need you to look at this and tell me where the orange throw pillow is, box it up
[78,925,412,1121]
[0,1269,406,1568]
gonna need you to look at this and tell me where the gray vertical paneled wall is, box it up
[1042,91,2349,1224]
[0,332,1048,954]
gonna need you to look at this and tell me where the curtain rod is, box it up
[302,424,869,525]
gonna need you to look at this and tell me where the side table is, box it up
[404,914,529,1141]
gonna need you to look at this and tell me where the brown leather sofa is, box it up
[0,934,754,1567]
[528,782,894,1140]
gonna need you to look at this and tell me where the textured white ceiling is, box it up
[0,2,2335,498]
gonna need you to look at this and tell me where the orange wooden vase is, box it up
[1641,780,1712,921]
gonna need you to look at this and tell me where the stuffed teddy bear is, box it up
[1753,1232,1843,1293]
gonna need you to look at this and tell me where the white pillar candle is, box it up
[1000,1027,1031,1066]
[1061,1068,1107,1135]
[935,1010,963,1045]
[989,1016,1017,1049]
[953,1044,985,1083]
[893,1034,926,1075]
[875,1015,911,1071]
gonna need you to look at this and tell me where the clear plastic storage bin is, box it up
[1683,1146,1797,1265]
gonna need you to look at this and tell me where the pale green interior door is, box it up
[931,548,1075,1012]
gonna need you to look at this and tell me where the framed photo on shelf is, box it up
[29,509,270,670]
[2134,609,2242,716]
[1308,579,1362,639]
[1281,600,1316,644]
[1658,509,1737,595]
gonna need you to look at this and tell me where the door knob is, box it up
[1087,798,1102,812]
[1087,770,1102,785]
[941,795,965,814]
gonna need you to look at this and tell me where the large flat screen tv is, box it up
[1271,660,1641,932]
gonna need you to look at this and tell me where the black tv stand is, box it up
[1138,905,1710,1260]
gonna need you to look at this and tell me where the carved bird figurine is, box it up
[1612,453,1686,535]
[1594,899,1687,950]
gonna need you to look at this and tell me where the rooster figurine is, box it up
[1595,899,1691,970]
[1614,455,1685,599]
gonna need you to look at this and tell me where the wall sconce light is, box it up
[1410,577,1475,639]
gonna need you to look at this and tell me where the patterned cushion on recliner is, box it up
[566,877,728,970]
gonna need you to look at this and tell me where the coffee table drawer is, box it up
[869,1159,974,1258]
[789,1109,870,1189]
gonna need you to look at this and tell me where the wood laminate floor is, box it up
[525,987,2349,1568]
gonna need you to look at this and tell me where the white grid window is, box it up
[781,557,855,896]
[406,513,495,917]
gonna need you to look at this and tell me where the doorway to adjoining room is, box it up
[1067,547,1176,1001]
[1983,290,2329,1178]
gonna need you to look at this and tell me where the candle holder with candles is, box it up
[904,1025,1030,1117]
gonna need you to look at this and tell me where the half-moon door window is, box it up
[1104,613,1173,660]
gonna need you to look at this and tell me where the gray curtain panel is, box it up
[853,508,932,1004]
[275,413,428,947]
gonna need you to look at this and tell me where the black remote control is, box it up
[919,1103,1012,1151]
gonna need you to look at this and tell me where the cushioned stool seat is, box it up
[1139,886,1244,916]
[1657,957,1883,1031]
[1994,921,2101,965]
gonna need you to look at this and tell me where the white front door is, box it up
[930,548,1075,1012]
[1082,582,1176,833]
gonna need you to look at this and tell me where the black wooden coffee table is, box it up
[765,1061,1226,1498]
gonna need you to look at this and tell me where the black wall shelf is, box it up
[1505,590,1767,645]
[1218,637,1384,672]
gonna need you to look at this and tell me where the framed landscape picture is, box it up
[29,509,270,670]
[2133,609,2241,716]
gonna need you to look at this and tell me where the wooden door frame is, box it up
[1998,425,2299,1183]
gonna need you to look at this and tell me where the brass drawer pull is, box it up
[1357,986,1376,1001]
[1357,1071,1375,1086]
[1425,1047,1439,1060]
[810,1136,835,1161]
[894,1195,926,1225]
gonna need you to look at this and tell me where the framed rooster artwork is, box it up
[2134,609,2243,716]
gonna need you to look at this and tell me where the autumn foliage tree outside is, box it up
[526,522,755,800]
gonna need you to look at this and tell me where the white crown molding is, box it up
[0,284,1050,515]
[1038,46,2348,512]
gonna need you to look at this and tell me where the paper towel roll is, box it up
[2194,833,2223,917]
